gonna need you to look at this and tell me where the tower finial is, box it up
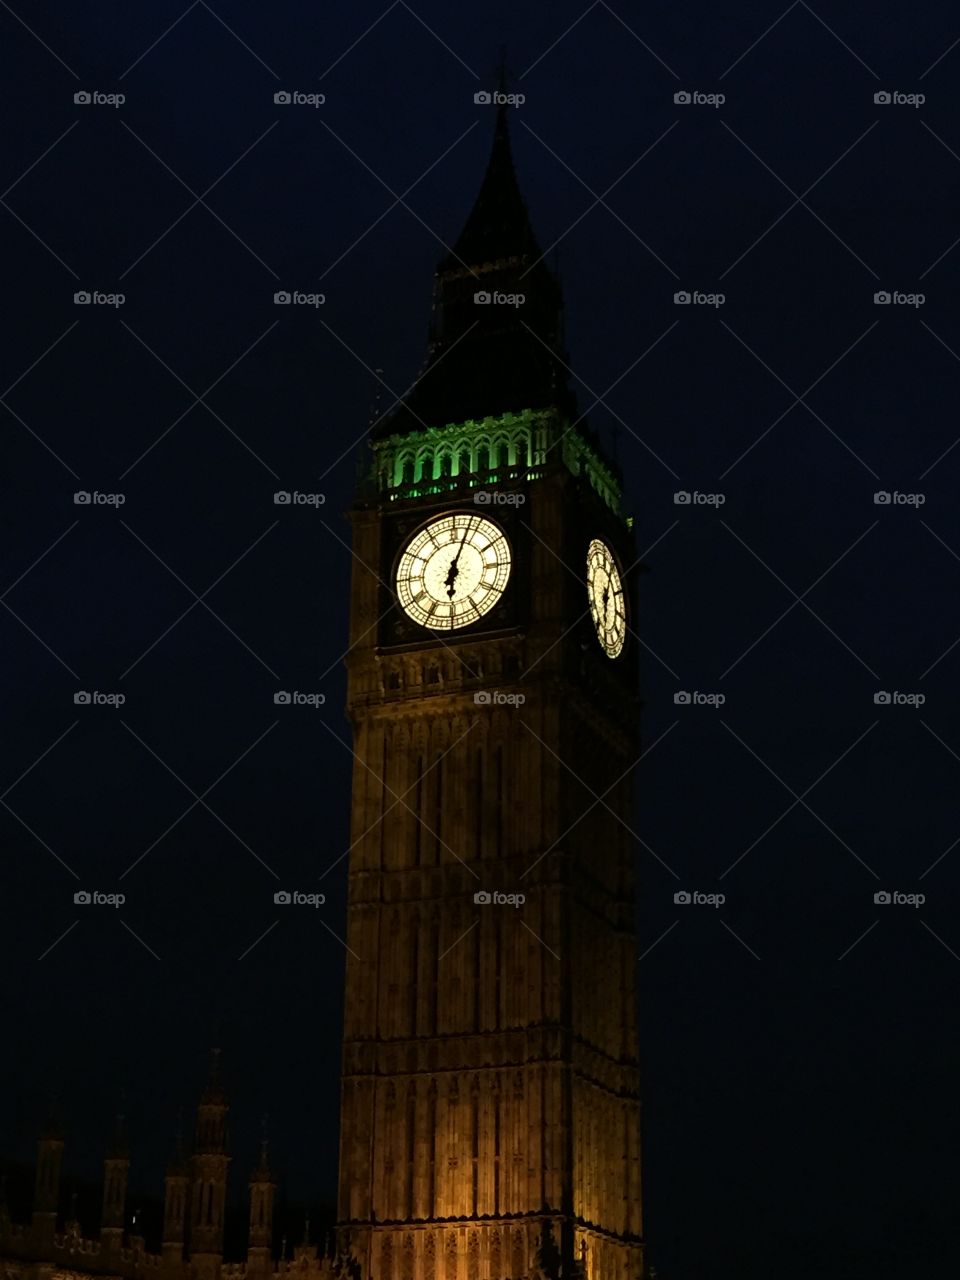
[368,369,385,428]
[42,1090,63,1139]
[497,44,508,96]
[252,1114,271,1179]
[200,1047,226,1105]
[108,1093,129,1158]
[170,1107,185,1166]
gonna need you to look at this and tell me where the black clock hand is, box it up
[444,520,475,598]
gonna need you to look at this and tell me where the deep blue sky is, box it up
[2,3,960,1278]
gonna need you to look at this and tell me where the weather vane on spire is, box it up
[497,44,509,96]
[493,45,522,107]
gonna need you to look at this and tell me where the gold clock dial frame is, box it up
[586,538,626,658]
[395,512,512,631]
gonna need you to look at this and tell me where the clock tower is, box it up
[337,101,644,1280]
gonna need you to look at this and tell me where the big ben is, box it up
[336,99,644,1280]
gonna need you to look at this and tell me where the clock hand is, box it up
[444,519,475,599]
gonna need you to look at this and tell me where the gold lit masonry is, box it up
[395,512,512,630]
[587,537,626,658]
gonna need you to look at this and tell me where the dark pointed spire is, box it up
[41,1092,64,1141]
[378,93,572,438]
[201,1047,225,1104]
[368,369,385,428]
[195,1050,229,1155]
[167,1109,187,1175]
[107,1095,129,1158]
[441,92,543,274]
[251,1115,272,1182]
[497,44,508,95]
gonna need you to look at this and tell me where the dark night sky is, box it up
[2,2,960,1278]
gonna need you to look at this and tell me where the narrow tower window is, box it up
[495,746,504,857]
[434,751,444,859]
[471,1090,479,1214]
[406,1087,416,1218]
[414,754,424,867]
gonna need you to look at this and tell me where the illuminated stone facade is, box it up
[337,103,644,1280]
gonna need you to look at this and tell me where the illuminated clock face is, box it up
[395,513,512,631]
[586,538,626,658]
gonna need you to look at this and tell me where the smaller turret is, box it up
[100,1103,129,1255]
[247,1125,276,1277]
[163,1115,189,1271]
[292,1214,317,1268]
[32,1100,64,1245]
[189,1050,231,1280]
